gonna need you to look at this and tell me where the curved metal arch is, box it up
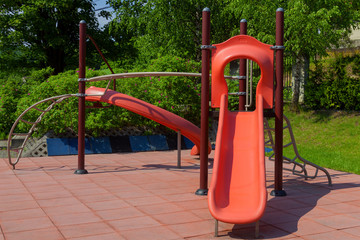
[7,94,77,169]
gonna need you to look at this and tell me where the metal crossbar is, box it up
[86,72,240,83]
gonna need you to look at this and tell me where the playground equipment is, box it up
[203,8,331,237]
[6,11,333,237]
[208,33,273,237]
[7,94,76,167]
[264,116,332,185]
[6,71,216,169]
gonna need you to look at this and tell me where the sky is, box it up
[93,0,114,28]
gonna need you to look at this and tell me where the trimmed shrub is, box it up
[0,67,53,139]
[14,56,201,137]
[305,54,360,110]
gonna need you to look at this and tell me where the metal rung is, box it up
[20,118,37,125]
[284,156,297,163]
[12,133,29,137]
[229,76,246,80]
[228,92,246,96]
[283,142,293,148]
[32,106,49,113]
[9,147,23,151]
[265,126,288,130]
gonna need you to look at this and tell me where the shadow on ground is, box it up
[217,180,360,239]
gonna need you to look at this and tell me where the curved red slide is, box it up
[208,94,267,223]
[208,35,272,225]
[85,86,210,155]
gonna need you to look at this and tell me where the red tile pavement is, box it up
[97,206,145,221]
[57,222,116,239]
[120,226,181,240]
[153,211,202,225]
[0,150,360,239]
[1,217,54,234]
[108,216,161,231]
[342,226,360,237]
[4,227,64,240]
[303,230,360,240]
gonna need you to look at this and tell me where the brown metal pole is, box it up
[271,8,286,196]
[196,7,210,196]
[75,20,88,174]
[239,19,247,111]
[87,35,116,91]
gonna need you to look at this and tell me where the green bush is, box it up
[305,54,360,110]
[0,67,54,138]
[14,56,202,137]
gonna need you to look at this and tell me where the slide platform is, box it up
[85,86,211,155]
[208,94,267,224]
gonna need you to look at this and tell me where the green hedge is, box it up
[0,67,53,139]
[9,55,201,138]
[305,54,360,110]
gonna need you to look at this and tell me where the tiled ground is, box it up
[1,150,360,239]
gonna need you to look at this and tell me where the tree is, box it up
[109,0,359,109]
[0,0,99,74]
[227,0,360,109]
[108,0,236,63]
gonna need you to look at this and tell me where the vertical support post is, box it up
[271,8,286,196]
[177,130,181,169]
[75,20,88,175]
[196,7,210,196]
[214,219,218,237]
[239,19,247,111]
[255,221,260,238]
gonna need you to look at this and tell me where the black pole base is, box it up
[195,188,208,196]
[270,189,287,197]
[74,169,88,174]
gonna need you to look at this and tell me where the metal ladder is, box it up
[7,94,76,169]
[264,115,332,186]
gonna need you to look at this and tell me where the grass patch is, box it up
[270,106,360,175]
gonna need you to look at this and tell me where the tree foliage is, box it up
[1,0,360,139]
[203,0,360,58]
[0,0,99,73]
[108,0,237,62]
[227,0,359,107]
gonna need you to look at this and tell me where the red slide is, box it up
[208,35,273,224]
[208,93,267,224]
[85,86,211,155]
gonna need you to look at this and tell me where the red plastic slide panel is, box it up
[85,86,211,155]
[211,35,274,109]
[208,93,267,224]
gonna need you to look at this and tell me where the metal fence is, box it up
[251,54,294,102]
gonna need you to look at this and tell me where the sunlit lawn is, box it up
[274,106,360,175]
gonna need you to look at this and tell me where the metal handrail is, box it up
[264,115,332,186]
[85,72,240,83]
